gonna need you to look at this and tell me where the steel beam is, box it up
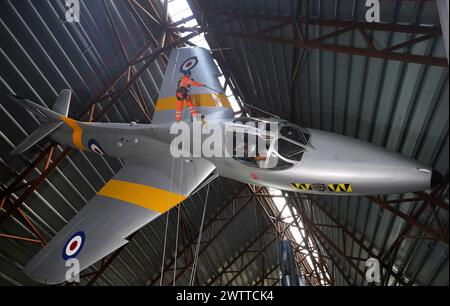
[202,28,447,67]
[302,196,409,285]
[86,233,136,286]
[250,186,323,285]
[0,234,43,245]
[254,264,280,286]
[297,207,367,282]
[202,11,442,36]
[0,8,226,228]
[146,185,251,285]
[206,222,274,285]
[223,217,300,286]
[366,196,448,244]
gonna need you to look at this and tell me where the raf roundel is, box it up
[88,139,106,155]
[179,56,199,73]
[62,231,86,260]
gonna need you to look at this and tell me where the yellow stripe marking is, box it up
[60,116,85,150]
[155,93,232,112]
[98,179,186,213]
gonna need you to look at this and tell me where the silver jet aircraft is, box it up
[7,47,442,284]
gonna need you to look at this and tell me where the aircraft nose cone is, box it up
[431,169,443,188]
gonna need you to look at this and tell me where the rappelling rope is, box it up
[159,155,176,286]
[188,182,211,286]
[172,157,184,285]
[172,204,181,286]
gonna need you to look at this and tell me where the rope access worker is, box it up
[175,70,207,124]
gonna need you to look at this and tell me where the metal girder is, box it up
[201,10,442,36]
[1,3,242,231]
[288,2,305,123]
[254,264,280,286]
[303,195,410,285]
[216,200,305,286]
[1,42,162,228]
[314,235,355,286]
[206,222,275,285]
[366,195,448,244]
[286,198,331,285]
[150,184,328,286]
[103,0,152,123]
[83,233,136,286]
[147,184,252,285]
[129,0,162,26]
[0,234,42,245]
[222,222,288,286]
[295,202,368,283]
[0,147,72,227]
[250,186,326,286]
[379,202,428,285]
[200,28,447,67]
[0,2,218,285]
[190,8,447,67]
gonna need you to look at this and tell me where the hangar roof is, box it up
[0,0,448,286]
[194,0,449,285]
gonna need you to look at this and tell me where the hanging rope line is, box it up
[172,157,184,285]
[172,204,181,286]
[188,182,211,286]
[159,155,176,286]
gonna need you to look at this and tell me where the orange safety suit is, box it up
[175,75,205,122]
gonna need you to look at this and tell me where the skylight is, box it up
[268,188,330,285]
[166,0,328,285]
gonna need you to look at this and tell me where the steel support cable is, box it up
[189,182,211,286]
[159,156,176,286]
[172,158,184,285]
[173,205,181,286]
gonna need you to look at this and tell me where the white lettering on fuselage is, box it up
[169,120,279,161]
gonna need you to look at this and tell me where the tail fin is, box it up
[152,47,234,124]
[52,89,71,116]
[7,90,72,155]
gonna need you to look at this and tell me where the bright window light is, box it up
[268,187,330,284]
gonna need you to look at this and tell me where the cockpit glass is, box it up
[277,139,305,161]
[270,154,293,170]
[280,126,310,145]
[230,118,308,170]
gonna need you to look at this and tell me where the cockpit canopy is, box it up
[229,117,311,170]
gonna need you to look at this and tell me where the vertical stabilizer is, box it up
[52,89,71,116]
[152,47,234,124]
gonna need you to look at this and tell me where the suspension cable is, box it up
[173,204,181,286]
[159,156,176,286]
[189,182,211,286]
[172,157,184,285]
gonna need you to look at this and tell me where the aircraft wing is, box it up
[23,158,215,284]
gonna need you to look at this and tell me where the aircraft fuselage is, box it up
[51,117,440,196]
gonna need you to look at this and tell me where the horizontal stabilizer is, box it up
[10,121,63,155]
[6,91,73,155]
